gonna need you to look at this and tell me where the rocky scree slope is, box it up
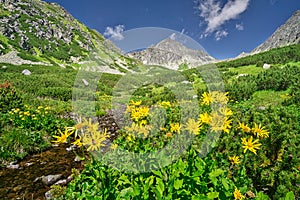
[128,38,216,70]
[251,10,300,54]
[0,0,136,73]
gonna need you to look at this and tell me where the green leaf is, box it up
[207,191,219,199]
[156,178,165,196]
[284,192,295,200]
[221,178,229,190]
[174,179,183,190]
[209,169,224,179]
[256,191,270,200]
[152,170,163,178]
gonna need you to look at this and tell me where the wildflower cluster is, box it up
[127,100,150,122]
[52,118,109,152]
[183,91,233,135]
[8,105,56,131]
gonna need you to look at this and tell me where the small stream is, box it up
[0,113,121,199]
[0,144,85,199]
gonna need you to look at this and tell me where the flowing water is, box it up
[0,144,85,199]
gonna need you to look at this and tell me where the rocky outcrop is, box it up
[128,38,216,70]
[252,10,300,54]
[0,0,133,73]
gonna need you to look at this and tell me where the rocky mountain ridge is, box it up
[128,38,216,70]
[0,0,136,74]
[251,10,300,54]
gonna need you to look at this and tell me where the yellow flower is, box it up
[126,134,135,142]
[199,112,211,124]
[201,92,212,105]
[140,120,148,126]
[52,128,74,144]
[241,136,262,155]
[211,91,229,104]
[222,118,233,134]
[185,118,200,135]
[13,108,20,113]
[82,118,99,134]
[82,128,109,151]
[233,187,245,200]
[229,156,240,165]
[38,106,43,110]
[125,123,151,138]
[238,122,251,133]
[72,138,83,147]
[219,107,233,116]
[160,101,171,108]
[110,143,118,150]
[130,106,149,121]
[252,123,269,138]
[209,111,226,132]
[130,100,142,106]
[170,123,181,133]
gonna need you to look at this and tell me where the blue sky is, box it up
[46,0,300,60]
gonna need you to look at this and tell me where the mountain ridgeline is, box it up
[0,0,299,73]
[251,10,300,54]
[0,0,137,74]
[128,38,216,70]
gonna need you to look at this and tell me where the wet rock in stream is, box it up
[0,144,85,200]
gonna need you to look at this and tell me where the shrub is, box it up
[0,81,24,113]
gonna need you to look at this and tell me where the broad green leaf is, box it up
[156,178,165,196]
[207,191,219,199]
[209,169,224,179]
[284,191,295,200]
[152,170,163,178]
[221,178,229,190]
[256,191,270,200]
[174,179,183,190]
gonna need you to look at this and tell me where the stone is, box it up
[45,190,54,200]
[41,174,63,185]
[2,65,7,69]
[7,162,19,169]
[66,145,76,152]
[258,106,266,110]
[263,64,271,69]
[236,73,248,79]
[82,79,89,86]
[54,179,67,185]
[25,162,33,167]
[74,156,82,162]
[22,69,31,75]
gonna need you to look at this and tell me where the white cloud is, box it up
[104,25,125,41]
[236,23,244,31]
[196,0,250,33]
[215,30,228,41]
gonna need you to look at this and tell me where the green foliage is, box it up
[0,81,24,113]
[63,151,237,199]
[217,44,300,69]
[0,127,50,160]
[256,66,300,91]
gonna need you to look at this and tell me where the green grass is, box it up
[229,64,263,75]
[237,90,290,108]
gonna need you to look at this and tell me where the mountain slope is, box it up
[252,10,300,54]
[128,38,216,70]
[0,0,136,73]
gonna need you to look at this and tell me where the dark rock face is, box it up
[252,10,300,53]
[128,38,216,70]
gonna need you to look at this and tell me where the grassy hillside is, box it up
[1,42,299,199]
